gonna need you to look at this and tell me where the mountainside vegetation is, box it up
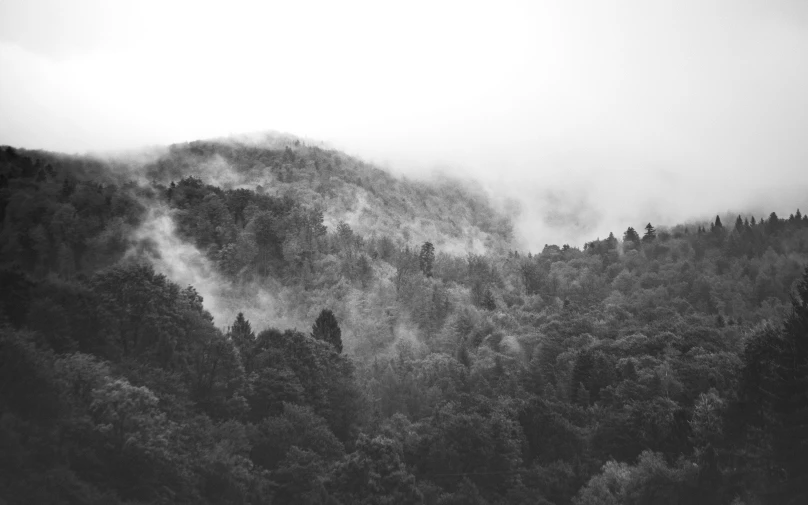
[1,139,808,504]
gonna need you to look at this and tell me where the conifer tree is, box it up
[738,266,808,500]
[482,288,496,311]
[418,241,435,278]
[312,308,343,353]
[714,215,723,229]
[642,223,656,242]
[623,227,641,246]
[735,215,744,233]
[228,313,255,371]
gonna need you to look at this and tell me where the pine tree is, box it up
[312,309,343,353]
[767,212,780,234]
[418,241,435,278]
[714,215,723,229]
[623,227,641,246]
[482,288,496,311]
[643,223,656,242]
[229,312,255,355]
[735,215,744,233]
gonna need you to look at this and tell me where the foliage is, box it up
[2,141,808,504]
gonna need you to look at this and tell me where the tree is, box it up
[419,241,435,278]
[482,287,497,311]
[767,212,781,235]
[714,215,723,229]
[357,254,374,287]
[736,266,808,501]
[328,434,422,504]
[312,309,343,353]
[229,312,255,355]
[642,223,656,243]
[394,246,419,293]
[623,227,641,246]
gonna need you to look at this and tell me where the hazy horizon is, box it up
[2,0,807,248]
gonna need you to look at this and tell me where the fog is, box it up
[129,205,308,332]
[2,0,808,248]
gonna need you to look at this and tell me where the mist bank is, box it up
[127,206,305,332]
[425,159,808,252]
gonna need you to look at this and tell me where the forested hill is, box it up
[2,139,808,505]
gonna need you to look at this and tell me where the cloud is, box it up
[2,0,808,248]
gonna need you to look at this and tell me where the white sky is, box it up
[1,0,807,248]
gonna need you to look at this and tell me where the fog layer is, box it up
[2,0,808,247]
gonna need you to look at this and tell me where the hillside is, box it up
[139,135,513,253]
[1,138,808,505]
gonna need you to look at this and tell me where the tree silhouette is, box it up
[642,223,656,242]
[312,309,342,353]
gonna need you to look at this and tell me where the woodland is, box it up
[1,139,808,504]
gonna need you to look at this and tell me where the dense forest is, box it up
[1,139,808,505]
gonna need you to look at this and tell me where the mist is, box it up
[2,0,808,248]
[130,205,307,332]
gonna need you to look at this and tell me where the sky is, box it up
[1,0,807,248]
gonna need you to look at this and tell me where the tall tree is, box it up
[312,309,343,353]
[419,241,435,278]
[623,227,641,246]
[229,312,255,355]
[642,223,656,242]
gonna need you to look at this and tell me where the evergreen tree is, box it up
[735,215,744,233]
[714,215,723,229]
[623,227,641,246]
[606,232,618,249]
[737,266,808,501]
[419,241,435,278]
[642,223,656,242]
[312,309,343,353]
[767,212,781,234]
[229,312,254,355]
[481,288,497,311]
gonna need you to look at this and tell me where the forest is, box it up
[1,139,808,505]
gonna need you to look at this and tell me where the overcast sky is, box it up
[2,0,807,248]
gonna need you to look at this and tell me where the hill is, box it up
[1,138,808,504]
